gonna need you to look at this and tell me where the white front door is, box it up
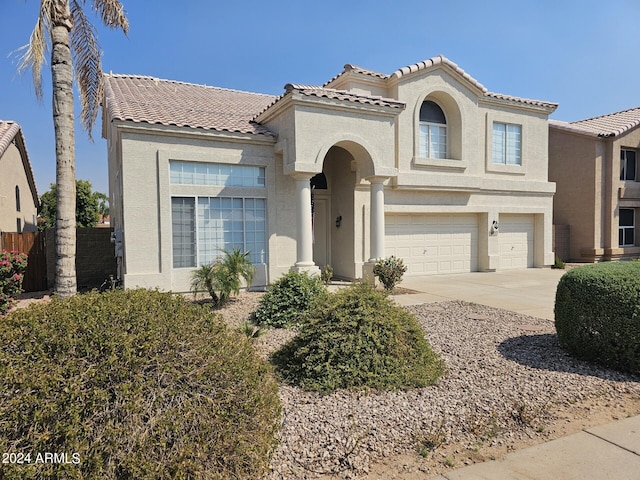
[313,197,330,268]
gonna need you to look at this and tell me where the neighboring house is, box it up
[549,108,640,262]
[102,55,558,291]
[0,121,39,234]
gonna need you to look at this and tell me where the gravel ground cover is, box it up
[219,293,640,479]
[13,290,640,479]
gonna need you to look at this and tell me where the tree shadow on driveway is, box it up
[497,333,640,383]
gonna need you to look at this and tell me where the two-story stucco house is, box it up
[0,121,39,234]
[102,55,557,291]
[549,107,640,262]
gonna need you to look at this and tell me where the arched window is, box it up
[15,185,20,212]
[419,100,447,159]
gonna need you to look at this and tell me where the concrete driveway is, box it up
[394,268,567,320]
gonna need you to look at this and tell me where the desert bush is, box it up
[0,289,281,479]
[191,248,255,307]
[555,262,640,373]
[272,282,444,392]
[321,264,334,285]
[552,255,566,269]
[0,250,27,315]
[373,256,407,290]
[251,270,326,328]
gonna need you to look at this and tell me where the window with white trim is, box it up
[171,196,267,268]
[492,122,522,165]
[619,208,635,247]
[620,149,637,181]
[419,100,447,159]
[170,161,265,187]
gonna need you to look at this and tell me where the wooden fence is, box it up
[1,231,48,292]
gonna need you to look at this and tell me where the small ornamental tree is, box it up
[373,256,407,290]
[0,250,28,315]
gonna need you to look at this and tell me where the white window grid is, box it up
[172,195,267,268]
[619,208,635,247]
[419,124,447,159]
[169,161,266,187]
[620,149,637,181]
[493,123,522,165]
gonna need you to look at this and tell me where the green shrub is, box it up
[552,255,566,269]
[272,282,444,392]
[0,250,27,315]
[373,256,407,290]
[251,271,326,328]
[0,289,281,479]
[191,248,255,307]
[554,262,640,373]
[321,264,334,285]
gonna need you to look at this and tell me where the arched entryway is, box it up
[312,146,357,279]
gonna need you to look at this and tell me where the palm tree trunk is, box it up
[51,1,77,297]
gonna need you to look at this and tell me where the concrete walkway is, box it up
[394,268,566,320]
[431,415,640,480]
[392,268,640,479]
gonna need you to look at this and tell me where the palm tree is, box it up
[19,0,128,297]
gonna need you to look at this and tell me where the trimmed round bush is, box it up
[555,262,640,373]
[252,271,326,328]
[0,289,281,479]
[272,282,444,392]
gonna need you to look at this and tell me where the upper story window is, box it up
[15,185,20,212]
[170,161,265,187]
[492,122,522,165]
[419,101,447,159]
[620,149,637,181]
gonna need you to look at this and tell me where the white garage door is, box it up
[385,214,478,275]
[499,214,534,270]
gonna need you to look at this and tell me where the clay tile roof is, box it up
[391,54,488,93]
[390,55,556,110]
[485,92,558,110]
[0,120,21,157]
[282,84,405,109]
[103,74,277,136]
[566,106,640,137]
[0,120,39,204]
[322,64,390,87]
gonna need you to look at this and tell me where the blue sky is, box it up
[1,0,639,196]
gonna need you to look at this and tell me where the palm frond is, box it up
[70,0,102,139]
[17,0,55,100]
[91,0,129,33]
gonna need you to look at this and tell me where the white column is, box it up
[363,176,387,282]
[292,173,319,274]
[368,177,386,262]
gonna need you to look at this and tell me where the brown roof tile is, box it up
[103,74,277,136]
[568,107,640,137]
[283,84,405,109]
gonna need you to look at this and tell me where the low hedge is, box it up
[272,282,444,392]
[0,289,281,479]
[251,271,326,328]
[554,262,640,373]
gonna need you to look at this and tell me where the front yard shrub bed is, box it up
[272,282,444,393]
[555,261,640,373]
[251,271,326,328]
[0,289,281,479]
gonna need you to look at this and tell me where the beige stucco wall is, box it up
[0,142,38,233]
[548,128,599,260]
[108,123,297,292]
[549,124,640,261]
[107,63,557,290]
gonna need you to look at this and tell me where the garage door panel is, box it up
[499,215,534,270]
[386,214,478,276]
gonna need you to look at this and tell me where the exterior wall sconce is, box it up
[335,215,342,228]
[490,220,499,235]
